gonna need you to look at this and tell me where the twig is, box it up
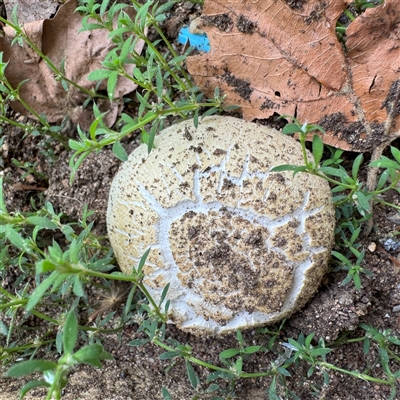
[376,243,400,269]
[12,182,47,191]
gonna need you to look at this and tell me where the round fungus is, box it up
[107,116,335,335]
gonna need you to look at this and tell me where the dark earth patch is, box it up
[236,15,257,34]
[285,0,307,11]
[201,13,234,32]
[304,2,328,25]
[318,112,386,152]
[382,79,400,118]
[260,98,280,111]
[221,69,253,101]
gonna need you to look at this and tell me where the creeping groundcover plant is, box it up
[1,1,400,399]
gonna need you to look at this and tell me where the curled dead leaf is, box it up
[187,0,400,151]
[0,0,145,130]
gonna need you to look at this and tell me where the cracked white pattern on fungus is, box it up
[107,116,335,335]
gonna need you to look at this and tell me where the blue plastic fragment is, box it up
[383,238,400,252]
[177,26,210,52]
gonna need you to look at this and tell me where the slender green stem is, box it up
[0,299,26,309]
[152,337,278,378]
[80,269,136,282]
[119,70,186,118]
[0,72,50,127]
[299,136,311,169]
[142,36,189,90]
[46,366,64,400]
[74,101,219,153]
[150,17,193,87]
[0,295,59,324]
[319,361,393,384]
[138,284,167,322]
[14,92,50,127]
[2,339,55,355]
[31,309,59,325]
[0,213,26,224]
[128,1,190,91]
[338,336,366,344]
[0,114,33,130]
[0,286,17,300]
[147,15,178,58]
[78,324,128,334]
[387,348,400,363]
[373,199,400,210]
[312,172,357,190]
[344,9,356,21]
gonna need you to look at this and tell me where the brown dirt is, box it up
[1,2,400,400]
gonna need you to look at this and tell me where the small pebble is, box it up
[368,242,376,252]
[392,305,400,313]
[183,2,194,9]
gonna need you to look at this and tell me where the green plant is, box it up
[1,1,400,399]
[329,225,373,289]
[270,116,400,289]
[332,246,372,290]
[271,116,400,214]
[0,171,170,397]
[131,318,400,399]
[5,310,113,400]
[0,1,227,182]
[68,0,230,183]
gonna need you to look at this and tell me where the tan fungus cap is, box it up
[107,116,335,335]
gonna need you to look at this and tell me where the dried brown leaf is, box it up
[187,0,400,151]
[5,0,59,24]
[1,0,145,129]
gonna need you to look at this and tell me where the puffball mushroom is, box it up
[107,116,335,335]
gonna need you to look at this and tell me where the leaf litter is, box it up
[5,0,59,24]
[0,0,145,130]
[187,0,400,151]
